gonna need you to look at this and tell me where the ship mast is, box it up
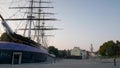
[28,0,34,38]
[5,0,58,48]
[37,0,41,44]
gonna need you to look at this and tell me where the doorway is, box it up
[12,52,22,64]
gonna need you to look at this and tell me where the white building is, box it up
[70,47,89,59]
[71,47,81,56]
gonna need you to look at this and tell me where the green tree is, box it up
[0,32,11,42]
[48,46,59,57]
[58,50,67,58]
[115,40,120,55]
[99,45,106,56]
[99,40,116,56]
[105,41,116,56]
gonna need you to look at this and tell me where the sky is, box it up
[1,0,120,51]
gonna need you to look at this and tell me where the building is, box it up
[70,47,82,59]
[71,47,81,56]
[81,50,89,59]
[0,42,53,64]
[70,47,89,59]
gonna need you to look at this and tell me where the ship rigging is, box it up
[5,0,58,48]
[0,0,57,64]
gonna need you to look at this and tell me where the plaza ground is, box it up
[0,59,120,68]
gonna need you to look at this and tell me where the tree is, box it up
[99,45,106,56]
[0,32,11,42]
[115,40,120,55]
[48,46,59,57]
[105,41,116,56]
[99,40,116,56]
[116,40,120,45]
[58,50,67,58]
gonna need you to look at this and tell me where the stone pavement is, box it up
[0,59,120,68]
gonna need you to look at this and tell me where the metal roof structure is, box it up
[0,42,48,54]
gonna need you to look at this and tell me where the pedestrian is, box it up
[114,58,116,66]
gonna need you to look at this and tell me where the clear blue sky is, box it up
[0,0,120,51]
[52,0,120,51]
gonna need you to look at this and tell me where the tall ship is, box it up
[0,0,57,64]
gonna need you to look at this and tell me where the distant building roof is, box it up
[71,47,81,56]
[0,42,48,54]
